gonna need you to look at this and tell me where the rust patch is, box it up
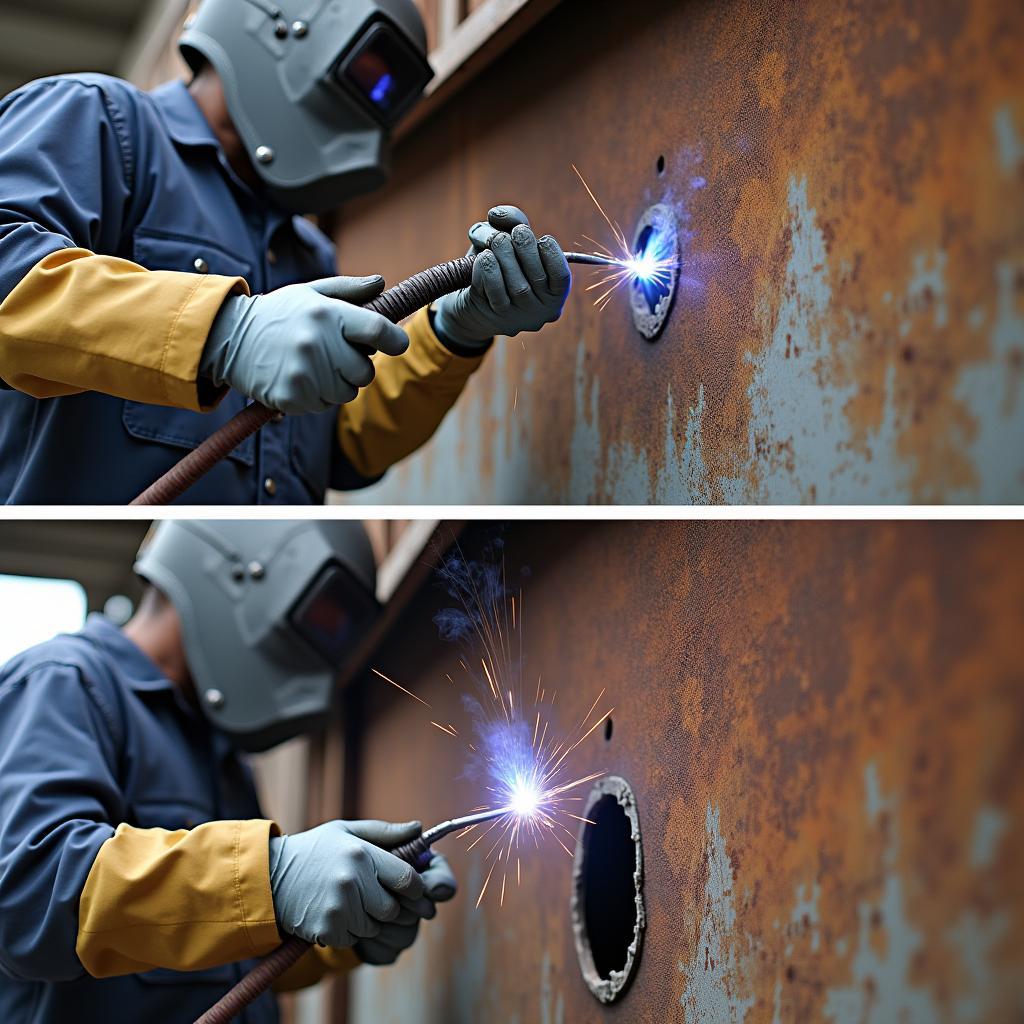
[337,0,1024,504]
[342,522,1024,1022]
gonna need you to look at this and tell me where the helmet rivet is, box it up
[292,20,309,37]
[274,19,288,39]
[248,561,266,580]
[255,146,275,165]
[205,689,226,710]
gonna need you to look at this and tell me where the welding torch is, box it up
[195,808,508,1024]
[132,251,620,505]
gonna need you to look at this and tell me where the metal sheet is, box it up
[336,0,1024,504]
[345,521,1023,1021]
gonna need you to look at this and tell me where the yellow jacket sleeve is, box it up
[337,306,488,479]
[272,945,361,993]
[76,820,282,977]
[0,248,247,411]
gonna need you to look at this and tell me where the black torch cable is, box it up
[195,808,507,1024]
[130,252,617,506]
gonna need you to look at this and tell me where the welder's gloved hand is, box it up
[267,819,428,950]
[200,276,409,415]
[433,206,572,353]
[355,851,457,966]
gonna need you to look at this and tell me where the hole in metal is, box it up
[629,203,679,341]
[604,717,613,741]
[656,154,666,175]
[634,225,673,315]
[571,775,644,1004]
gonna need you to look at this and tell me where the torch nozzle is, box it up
[390,807,509,870]
[420,808,509,845]
[564,251,623,267]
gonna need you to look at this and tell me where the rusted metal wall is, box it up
[337,0,1024,504]
[342,521,1023,1021]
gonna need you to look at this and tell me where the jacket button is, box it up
[264,477,277,497]
[194,257,209,274]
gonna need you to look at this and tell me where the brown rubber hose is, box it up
[195,833,435,1024]
[194,935,311,1024]
[131,255,475,506]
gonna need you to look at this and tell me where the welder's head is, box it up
[135,521,379,752]
[179,0,433,214]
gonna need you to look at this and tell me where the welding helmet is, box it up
[136,520,379,752]
[179,0,433,214]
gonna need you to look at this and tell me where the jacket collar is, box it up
[81,613,173,693]
[81,616,242,760]
[148,79,312,246]
[149,79,221,150]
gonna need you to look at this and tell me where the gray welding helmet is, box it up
[136,520,379,752]
[179,0,433,214]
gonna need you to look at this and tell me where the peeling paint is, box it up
[951,262,1024,501]
[539,950,564,1024]
[824,764,938,1023]
[945,910,1012,1021]
[790,882,821,954]
[993,103,1024,173]
[970,806,1008,869]
[679,803,755,1023]
[569,342,712,503]
[725,176,909,503]
[656,384,711,504]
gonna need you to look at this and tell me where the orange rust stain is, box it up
[754,50,787,115]
[344,522,1024,1021]
[339,0,1023,504]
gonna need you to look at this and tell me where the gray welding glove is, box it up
[355,851,457,966]
[268,819,429,949]
[433,206,572,353]
[201,275,409,415]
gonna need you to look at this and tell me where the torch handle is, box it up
[194,828,441,1024]
[389,834,434,872]
[132,252,607,505]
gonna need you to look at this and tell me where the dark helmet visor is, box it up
[334,19,433,126]
[289,561,379,666]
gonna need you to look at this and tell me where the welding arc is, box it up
[131,251,617,505]
[194,808,508,1024]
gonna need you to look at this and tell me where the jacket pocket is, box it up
[122,392,256,466]
[133,229,254,281]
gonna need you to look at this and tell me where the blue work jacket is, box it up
[0,616,278,1024]
[0,75,373,504]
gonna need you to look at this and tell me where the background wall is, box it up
[16,0,1018,504]
[339,520,1024,1022]
[337,0,1024,504]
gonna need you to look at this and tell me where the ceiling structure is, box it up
[0,0,156,99]
[0,522,150,612]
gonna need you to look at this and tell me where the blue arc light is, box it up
[370,73,394,106]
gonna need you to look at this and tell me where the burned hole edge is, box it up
[629,203,679,341]
[570,775,645,1004]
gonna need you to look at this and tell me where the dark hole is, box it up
[633,224,672,315]
[656,155,666,175]
[604,717,614,741]
[582,795,637,979]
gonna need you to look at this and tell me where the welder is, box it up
[0,520,448,1023]
[0,0,571,504]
